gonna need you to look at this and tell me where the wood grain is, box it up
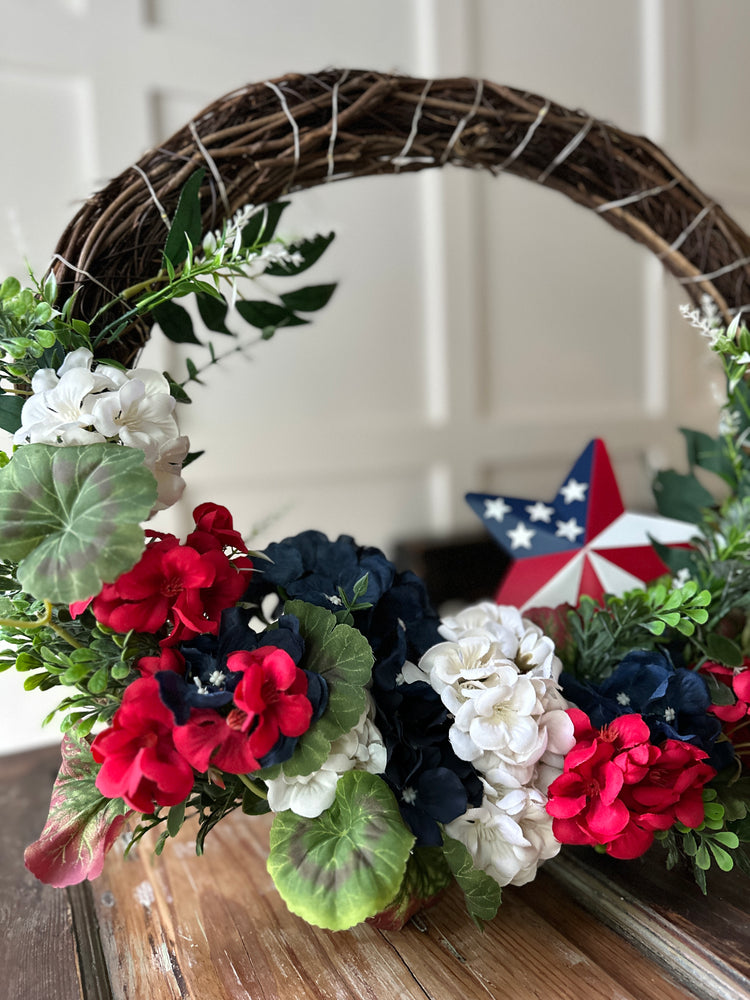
[91,808,704,1000]
[0,746,84,1000]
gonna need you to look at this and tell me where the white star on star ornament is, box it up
[466,439,698,610]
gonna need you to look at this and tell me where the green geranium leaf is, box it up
[267,770,414,930]
[0,443,156,602]
[163,168,205,266]
[652,469,715,524]
[0,393,24,434]
[267,600,373,779]
[442,835,503,928]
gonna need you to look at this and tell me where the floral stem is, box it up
[0,600,83,648]
[237,773,268,800]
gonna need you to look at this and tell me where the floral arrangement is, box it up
[4,173,750,933]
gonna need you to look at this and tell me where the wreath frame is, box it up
[50,68,750,364]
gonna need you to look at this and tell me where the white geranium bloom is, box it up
[421,634,503,694]
[149,435,190,513]
[455,670,546,764]
[265,697,386,818]
[438,602,562,681]
[90,378,178,461]
[14,368,105,446]
[14,349,190,514]
[266,766,342,818]
[446,779,561,888]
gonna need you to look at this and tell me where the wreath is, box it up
[3,70,750,933]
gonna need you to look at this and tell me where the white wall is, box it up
[1,0,748,753]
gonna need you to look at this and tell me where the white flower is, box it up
[445,779,561,888]
[90,378,179,461]
[149,435,190,513]
[13,349,189,514]
[451,666,546,765]
[438,602,562,681]
[15,368,105,446]
[265,696,386,818]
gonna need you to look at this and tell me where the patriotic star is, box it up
[466,439,698,610]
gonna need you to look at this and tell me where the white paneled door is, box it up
[1,0,748,751]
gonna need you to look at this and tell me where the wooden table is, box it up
[4,746,749,1000]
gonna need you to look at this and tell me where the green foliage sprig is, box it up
[563,580,711,682]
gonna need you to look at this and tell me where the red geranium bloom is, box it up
[138,646,185,678]
[172,646,313,774]
[701,660,750,723]
[187,502,249,554]
[700,660,750,767]
[91,677,194,813]
[81,535,248,645]
[547,709,715,860]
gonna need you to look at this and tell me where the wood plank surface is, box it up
[4,746,747,1000]
[91,809,703,1000]
[0,746,83,1000]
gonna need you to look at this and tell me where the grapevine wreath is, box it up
[2,70,750,932]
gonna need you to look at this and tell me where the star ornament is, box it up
[466,439,697,611]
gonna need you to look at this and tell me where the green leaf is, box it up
[153,301,202,345]
[240,201,290,248]
[680,428,735,484]
[164,373,192,404]
[652,469,716,523]
[706,632,744,667]
[196,291,232,335]
[264,232,336,276]
[0,276,21,299]
[235,299,307,330]
[268,600,374,779]
[442,835,502,927]
[163,169,205,267]
[695,842,711,870]
[0,393,25,434]
[0,443,156,603]
[279,283,336,313]
[167,801,186,838]
[267,770,414,930]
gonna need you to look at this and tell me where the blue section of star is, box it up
[466,440,596,559]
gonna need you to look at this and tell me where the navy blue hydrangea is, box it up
[244,530,395,613]
[561,648,730,769]
[376,679,483,845]
[241,529,474,828]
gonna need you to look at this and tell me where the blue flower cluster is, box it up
[561,648,731,770]
[244,530,482,844]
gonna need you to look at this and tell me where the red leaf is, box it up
[24,733,133,887]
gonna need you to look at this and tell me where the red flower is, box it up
[187,502,248,554]
[172,646,313,773]
[138,646,185,678]
[547,709,714,860]
[700,660,750,767]
[701,660,750,723]
[91,677,194,813]
[82,535,248,645]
